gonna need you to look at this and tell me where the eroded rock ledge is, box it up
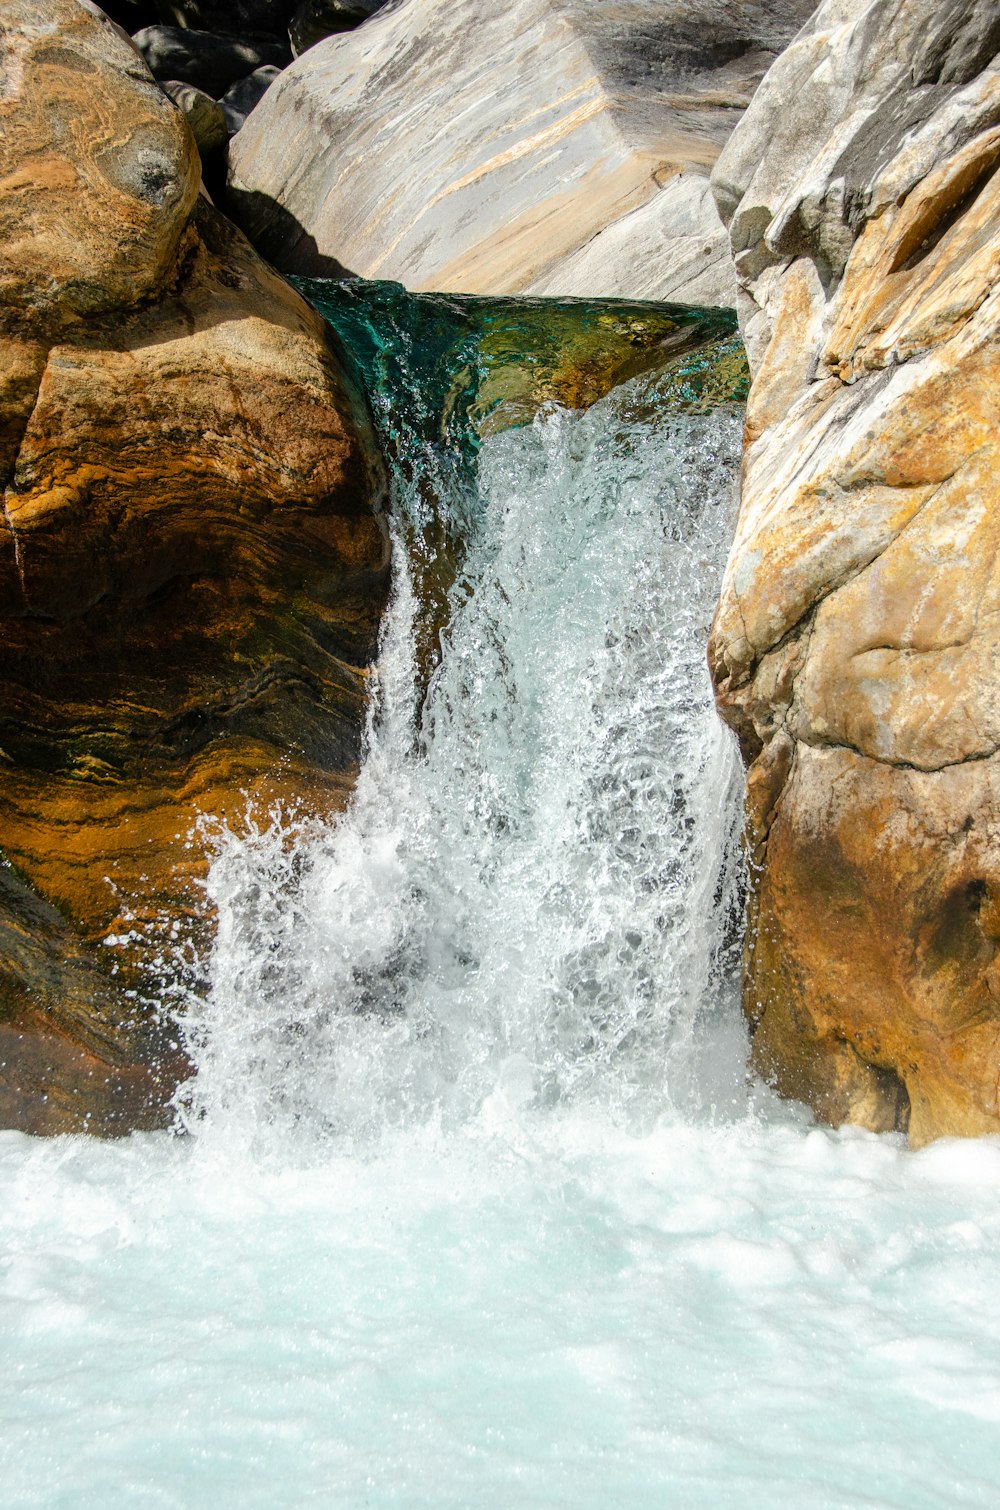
[0,0,389,1132]
[709,0,1000,1144]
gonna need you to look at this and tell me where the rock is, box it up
[0,4,200,321]
[0,0,389,1134]
[219,64,283,135]
[227,0,815,300]
[154,0,295,38]
[161,79,229,157]
[98,0,160,29]
[289,0,388,56]
[527,175,737,306]
[133,24,290,97]
[709,0,1000,1144]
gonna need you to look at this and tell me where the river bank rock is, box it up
[219,64,283,134]
[226,0,815,301]
[0,0,389,1133]
[709,0,1000,1145]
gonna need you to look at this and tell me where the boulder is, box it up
[219,64,283,135]
[133,24,290,96]
[161,79,229,157]
[227,0,816,301]
[153,0,295,37]
[0,0,389,1133]
[709,0,1000,1144]
[289,0,388,55]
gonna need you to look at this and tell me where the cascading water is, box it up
[182,351,748,1150]
[1,291,999,1510]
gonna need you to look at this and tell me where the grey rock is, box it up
[161,79,229,157]
[711,0,1000,364]
[219,65,284,135]
[133,24,290,97]
[227,0,815,301]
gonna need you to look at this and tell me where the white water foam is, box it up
[181,382,747,1151]
[1,376,998,1508]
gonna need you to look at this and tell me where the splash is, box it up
[179,364,746,1151]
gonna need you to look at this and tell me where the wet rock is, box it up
[709,0,1000,1145]
[227,0,815,301]
[133,24,290,96]
[0,0,389,1134]
[219,64,283,135]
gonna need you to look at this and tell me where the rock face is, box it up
[0,0,389,1132]
[709,0,1000,1145]
[227,0,815,301]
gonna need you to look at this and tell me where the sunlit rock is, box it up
[709,0,1000,1145]
[227,0,815,300]
[0,0,389,1133]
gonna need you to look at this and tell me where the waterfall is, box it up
[178,303,749,1149]
[2,291,997,1510]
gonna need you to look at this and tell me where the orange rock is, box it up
[0,1,389,1133]
[710,0,1000,1143]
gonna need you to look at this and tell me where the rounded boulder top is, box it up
[0,0,201,325]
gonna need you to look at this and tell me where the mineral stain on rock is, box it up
[0,0,390,1133]
[710,0,1000,1145]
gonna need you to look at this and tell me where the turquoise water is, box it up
[1,308,998,1507]
[3,1121,1000,1507]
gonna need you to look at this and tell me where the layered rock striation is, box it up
[710,0,1000,1144]
[226,0,816,302]
[0,0,389,1132]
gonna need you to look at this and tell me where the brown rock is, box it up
[709,0,1000,1144]
[0,0,389,1133]
[0,1,200,323]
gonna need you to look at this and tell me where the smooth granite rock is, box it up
[709,0,1000,1145]
[227,0,815,300]
[152,0,295,39]
[161,79,229,157]
[0,0,389,1133]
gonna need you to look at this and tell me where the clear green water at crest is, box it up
[295,277,748,466]
[1,289,997,1509]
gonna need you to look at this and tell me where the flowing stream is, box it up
[1,290,999,1508]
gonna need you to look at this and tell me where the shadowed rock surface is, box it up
[227,0,815,301]
[709,0,1000,1145]
[0,0,389,1133]
[133,24,290,95]
[289,0,388,55]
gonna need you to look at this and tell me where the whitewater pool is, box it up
[3,1116,1000,1507]
[2,326,997,1507]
